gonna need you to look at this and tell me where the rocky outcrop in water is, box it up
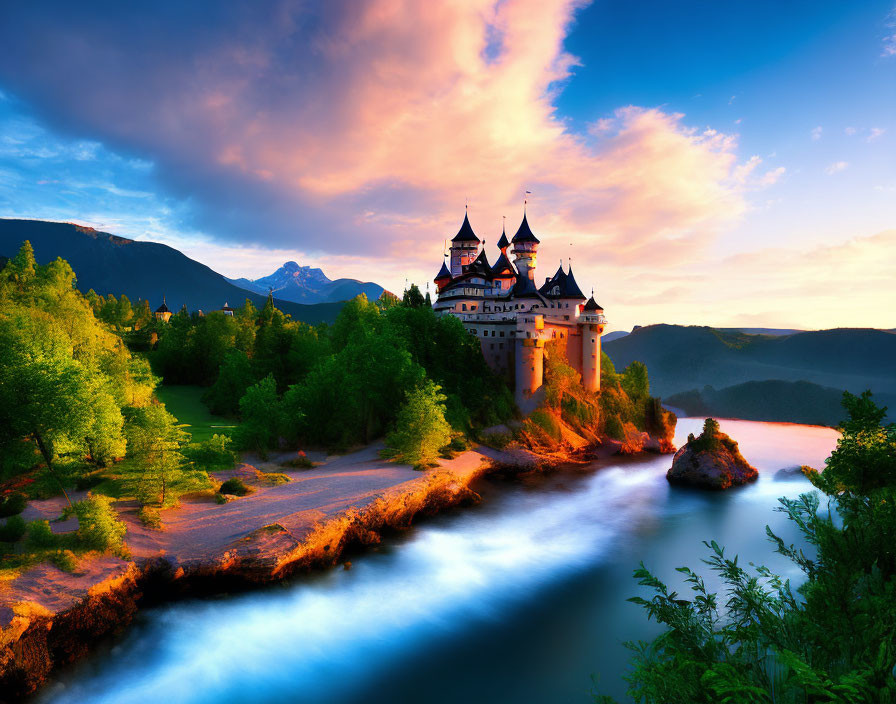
[667,418,758,490]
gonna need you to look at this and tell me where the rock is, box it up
[667,419,758,490]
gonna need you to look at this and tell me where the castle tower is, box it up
[510,213,540,283]
[514,313,545,412]
[580,295,605,392]
[449,210,480,277]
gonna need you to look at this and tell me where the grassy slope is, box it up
[155,385,238,442]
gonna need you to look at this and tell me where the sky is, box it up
[0,0,894,332]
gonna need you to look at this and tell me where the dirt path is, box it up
[1,445,490,617]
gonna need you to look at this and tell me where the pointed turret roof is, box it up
[539,265,567,297]
[511,213,540,244]
[584,296,603,311]
[434,260,451,281]
[451,211,480,243]
[497,227,510,251]
[564,266,586,300]
[465,248,491,276]
[155,297,170,313]
[491,251,515,276]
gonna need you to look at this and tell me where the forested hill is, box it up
[0,219,342,324]
[604,324,896,415]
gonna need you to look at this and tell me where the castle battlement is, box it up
[432,210,606,412]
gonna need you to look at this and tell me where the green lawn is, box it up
[155,385,238,442]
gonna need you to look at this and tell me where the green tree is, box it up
[204,350,256,416]
[402,283,425,308]
[124,404,194,507]
[234,375,282,453]
[621,360,649,399]
[385,382,453,467]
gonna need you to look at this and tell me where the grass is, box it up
[156,385,239,442]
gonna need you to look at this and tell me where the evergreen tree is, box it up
[385,382,453,467]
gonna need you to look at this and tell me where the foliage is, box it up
[401,283,426,308]
[233,375,282,453]
[0,515,27,543]
[219,477,249,496]
[0,492,27,517]
[203,350,255,416]
[182,434,237,470]
[65,494,128,554]
[621,361,649,400]
[600,391,896,703]
[384,382,454,468]
[122,404,209,507]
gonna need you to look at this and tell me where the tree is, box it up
[621,361,649,399]
[385,382,453,467]
[203,350,256,416]
[600,391,896,703]
[123,404,190,507]
[234,375,282,453]
[402,283,425,308]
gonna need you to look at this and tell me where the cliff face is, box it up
[666,419,758,490]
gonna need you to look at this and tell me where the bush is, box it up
[50,549,78,572]
[528,409,562,441]
[0,492,27,517]
[480,431,513,450]
[219,477,249,496]
[183,434,237,469]
[603,415,625,441]
[69,495,127,554]
[26,519,57,549]
[0,515,26,542]
[137,506,162,530]
[214,492,227,504]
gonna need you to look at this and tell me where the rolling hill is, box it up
[0,219,343,324]
[666,380,848,426]
[604,324,896,421]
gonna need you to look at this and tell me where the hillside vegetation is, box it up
[667,380,847,426]
[605,324,896,421]
[0,218,342,323]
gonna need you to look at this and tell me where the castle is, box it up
[433,210,606,411]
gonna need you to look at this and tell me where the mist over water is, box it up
[39,419,838,704]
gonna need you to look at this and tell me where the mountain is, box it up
[666,380,848,426]
[228,261,384,304]
[604,324,896,420]
[0,219,343,324]
[603,326,803,344]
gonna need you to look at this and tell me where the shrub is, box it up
[219,477,249,496]
[480,431,513,450]
[282,451,314,469]
[69,495,127,554]
[256,471,290,486]
[137,506,162,530]
[183,434,237,469]
[0,515,26,543]
[603,415,625,441]
[26,520,57,549]
[50,549,78,572]
[528,409,562,441]
[214,492,227,504]
[0,492,27,517]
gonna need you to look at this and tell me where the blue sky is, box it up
[0,0,893,330]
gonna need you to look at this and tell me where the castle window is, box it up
[462,304,467,311]
[499,331,504,337]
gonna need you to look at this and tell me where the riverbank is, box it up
[0,433,672,700]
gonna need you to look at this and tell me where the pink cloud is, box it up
[0,0,753,270]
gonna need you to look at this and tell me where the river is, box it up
[37,418,839,704]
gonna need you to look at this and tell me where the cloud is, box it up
[883,8,896,57]
[601,230,896,330]
[0,0,753,269]
[825,161,848,175]
[845,126,856,136]
[811,125,823,140]
[868,127,886,142]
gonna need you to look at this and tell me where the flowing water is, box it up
[38,418,838,704]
